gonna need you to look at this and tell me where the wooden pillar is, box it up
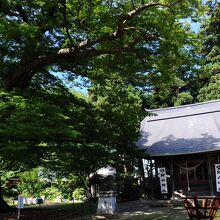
[138,158,146,198]
[155,161,158,177]
[170,158,175,195]
[207,155,214,195]
[150,160,155,199]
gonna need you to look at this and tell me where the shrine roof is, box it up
[136,99,220,157]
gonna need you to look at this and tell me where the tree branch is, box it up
[77,0,175,49]
[4,0,181,89]
[113,0,171,37]
[5,42,152,89]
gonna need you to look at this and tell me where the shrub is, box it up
[73,188,86,201]
[42,186,61,200]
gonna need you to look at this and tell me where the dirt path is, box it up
[0,200,199,220]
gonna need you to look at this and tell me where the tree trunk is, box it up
[0,184,13,213]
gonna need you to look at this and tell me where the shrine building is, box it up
[136,99,220,196]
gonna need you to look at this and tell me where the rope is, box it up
[186,161,190,191]
[175,160,205,171]
[175,160,206,192]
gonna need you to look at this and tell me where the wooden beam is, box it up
[170,158,175,195]
[207,155,214,195]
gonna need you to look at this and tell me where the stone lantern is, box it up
[96,166,117,215]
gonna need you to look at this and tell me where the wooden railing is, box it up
[181,196,220,220]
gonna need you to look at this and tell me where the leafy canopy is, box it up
[0,0,202,91]
[198,3,220,101]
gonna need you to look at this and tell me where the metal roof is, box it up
[136,100,220,157]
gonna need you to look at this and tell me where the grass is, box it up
[0,201,97,220]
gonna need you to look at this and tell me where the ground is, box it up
[1,200,220,220]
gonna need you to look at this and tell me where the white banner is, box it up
[215,164,220,192]
[158,167,168,194]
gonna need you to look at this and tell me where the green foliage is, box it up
[17,168,44,197]
[89,75,145,172]
[0,0,203,92]
[197,3,220,102]
[0,0,209,210]
[90,76,143,144]
[142,76,195,108]
[1,171,19,199]
[56,179,77,200]
[0,74,111,175]
[0,0,205,173]
[174,92,193,106]
[73,188,86,201]
[42,186,61,200]
[197,74,220,101]
[44,172,88,200]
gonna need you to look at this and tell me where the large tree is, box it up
[197,2,220,101]
[0,71,145,211]
[89,75,144,170]
[0,0,206,211]
[0,75,111,211]
[0,0,202,90]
